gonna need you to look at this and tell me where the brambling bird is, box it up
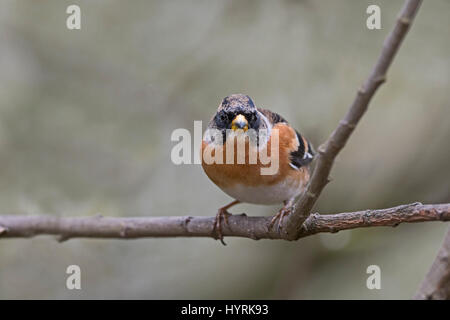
[201,94,315,244]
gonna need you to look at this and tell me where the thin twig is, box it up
[414,227,450,300]
[284,0,423,239]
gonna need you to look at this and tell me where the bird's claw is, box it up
[213,208,232,245]
[269,206,292,233]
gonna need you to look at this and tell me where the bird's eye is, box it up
[220,113,228,121]
[216,112,229,127]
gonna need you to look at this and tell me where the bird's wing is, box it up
[257,108,287,125]
[289,130,315,169]
[258,108,314,169]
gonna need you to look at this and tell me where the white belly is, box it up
[221,180,304,205]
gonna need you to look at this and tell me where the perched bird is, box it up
[201,94,315,244]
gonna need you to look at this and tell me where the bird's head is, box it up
[214,94,260,132]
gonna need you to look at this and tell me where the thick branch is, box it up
[0,203,448,241]
[284,0,423,239]
[414,227,450,300]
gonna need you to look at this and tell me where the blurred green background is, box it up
[0,0,449,299]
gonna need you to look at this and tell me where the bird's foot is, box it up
[213,207,232,245]
[269,205,292,233]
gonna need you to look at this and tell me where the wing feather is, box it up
[257,108,314,169]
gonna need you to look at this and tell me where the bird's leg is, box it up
[213,200,240,245]
[269,198,295,233]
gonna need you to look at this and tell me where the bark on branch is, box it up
[284,0,423,239]
[414,227,450,300]
[0,203,448,242]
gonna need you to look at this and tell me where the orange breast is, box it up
[201,123,309,190]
